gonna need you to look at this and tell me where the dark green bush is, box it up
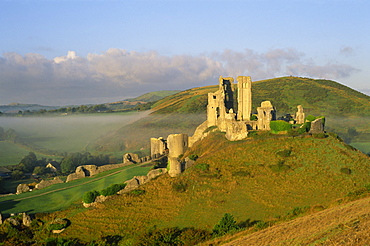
[250,115,258,121]
[48,218,69,231]
[172,180,188,193]
[305,115,316,122]
[270,120,292,134]
[82,190,100,204]
[178,228,211,245]
[134,227,182,246]
[276,148,292,157]
[212,213,239,236]
[130,189,145,196]
[195,163,209,172]
[100,183,126,197]
[297,122,311,134]
[340,167,352,175]
[188,154,199,161]
[254,220,269,230]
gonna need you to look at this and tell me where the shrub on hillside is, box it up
[130,189,145,196]
[305,115,316,122]
[276,148,292,157]
[195,163,209,172]
[340,167,352,175]
[297,122,311,134]
[212,213,239,236]
[48,218,69,231]
[188,154,199,161]
[270,120,292,134]
[83,190,100,204]
[100,183,126,197]
[172,180,188,193]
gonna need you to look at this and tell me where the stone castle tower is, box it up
[237,76,252,121]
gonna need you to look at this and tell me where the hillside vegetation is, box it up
[90,77,370,154]
[36,131,370,244]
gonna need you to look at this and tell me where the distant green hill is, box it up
[152,77,370,117]
[89,77,370,154]
[126,90,181,102]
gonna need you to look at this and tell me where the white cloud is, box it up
[54,51,78,63]
[0,48,361,105]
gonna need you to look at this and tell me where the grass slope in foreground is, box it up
[45,131,370,243]
[0,164,151,215]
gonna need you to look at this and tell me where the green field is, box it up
[0,164,152,215]
[0,141,61,166]
[0,111,149,165]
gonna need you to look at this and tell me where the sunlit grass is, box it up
[0,164,151,215]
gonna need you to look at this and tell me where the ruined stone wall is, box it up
[309,118,325,134]
[225,121,248,141]
[237,76,252,121]
[150,137,166,158]
[257,101,276,131]
[207,76,234,128]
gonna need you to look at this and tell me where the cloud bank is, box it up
[0,48,360,105]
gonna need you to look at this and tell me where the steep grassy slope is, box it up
[216,195,370,245]
[43,132,370,243]
[89,77,370,154]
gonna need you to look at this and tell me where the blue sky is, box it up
[0,0,369,105]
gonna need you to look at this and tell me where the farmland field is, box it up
[0,163,152,215]
[0,111,150,165]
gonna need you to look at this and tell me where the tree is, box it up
[212,213,239,236]
[0,126,4,140]
[60,157,75,174]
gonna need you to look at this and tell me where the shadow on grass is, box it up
[0,199,21,216]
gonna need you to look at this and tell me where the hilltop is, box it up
[20,130,370,244]
[89,77,370,154]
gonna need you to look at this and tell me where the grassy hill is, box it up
[89,77,370,154]
[208,195,370,245]
[29,131,370,244]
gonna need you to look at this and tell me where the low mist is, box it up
[0,111,150,153]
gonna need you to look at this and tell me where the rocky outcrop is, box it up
[22,213,32,227]
[5,217,20,227]
[123,153,140,164]
[35,177,64,189]
[117,168,167,195]
[16,184,31,194]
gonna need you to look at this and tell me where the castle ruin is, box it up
[150,75,324,176]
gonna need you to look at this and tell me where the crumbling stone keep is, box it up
[167,133,188,177]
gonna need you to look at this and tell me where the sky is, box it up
[0,0,369,106]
